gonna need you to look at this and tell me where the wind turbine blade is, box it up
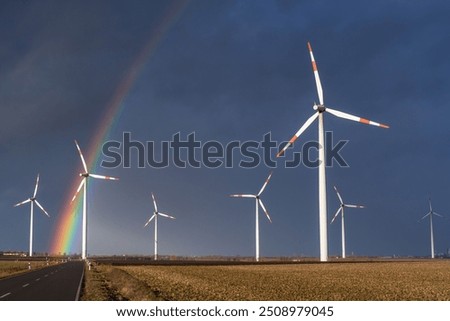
[158,212,176,220]
[89,173,119,181]
[420,212,431,221]
[276,112,319,157]
[14,199,31,207]
[326,107,389,128]
[330,207,342,224]
[258,199,272,223]
[33,174,40,198]
[258,171,273,196]
[230,194,256,198]
[433,212,444,218]
[428,198,433,212]
[144,214,156,227]
[151,193,158,212]
[333,186,343,204]
[35,200,50,217]
[307,42,324,105]
[345,204,365,209]
[71,179,85,203]
[74,140,88,173]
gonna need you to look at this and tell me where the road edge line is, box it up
[75,261,85,301]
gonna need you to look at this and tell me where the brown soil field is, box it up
[110,260,450,300]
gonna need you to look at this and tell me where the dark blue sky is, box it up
[1,0,449,258]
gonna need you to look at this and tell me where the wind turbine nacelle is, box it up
[313,104,326,112]
[80,173,89,178]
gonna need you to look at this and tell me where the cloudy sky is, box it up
[1,0,449,258]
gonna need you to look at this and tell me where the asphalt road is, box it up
[0,261,84,301]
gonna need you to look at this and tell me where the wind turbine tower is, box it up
[277,42,389,262]
[330,186,364,259]
[72,140,119,260]
[420,198,443,259]
[144,193,176,260]
[230,172,273,262]
[14,174,50,257]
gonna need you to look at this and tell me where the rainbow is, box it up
[50,0,189,255]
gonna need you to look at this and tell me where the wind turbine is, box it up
[277,42,389,262]
[71,140,118,260]
[14,174,50,257]
[144,193,175,261]
[419,198,443,259]
[330,186,364,259]
[230,172,273,262]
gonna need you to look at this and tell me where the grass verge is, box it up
[0,260,55,279]
[81,263,160,301]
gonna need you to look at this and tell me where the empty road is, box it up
[0,261,84,301]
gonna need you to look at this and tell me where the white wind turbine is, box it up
[277,42,389,262]
[230,172,273,262]
[419,198,443,259]
[71,140,119,260]
[330,186,364,259]
[14,174,50,257]
[144,193,176,261]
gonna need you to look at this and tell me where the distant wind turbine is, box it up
[230,172,273,262]
[144,193,176,261]
[276,42,389,262]
[71,140,118,260]
[419,198,443,259]
[14,174,50,257]
[330,186,364,259]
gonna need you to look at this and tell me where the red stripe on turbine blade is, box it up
[277,136,296,157]
[106,176,118,180]
[359,117,389,128]
[288,135,298,144]
[276,143,291,158]
[312,61,318,71]
[307,42,312,52]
